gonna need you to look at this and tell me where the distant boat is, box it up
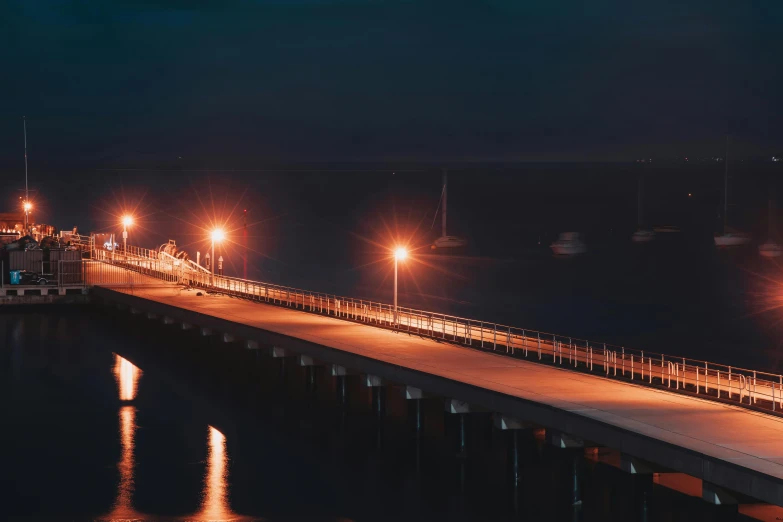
[759,242,783,257]
[653,225,681,234]
[759,181,782,257]
[714,136,751,247]
[551,232,587,256]
[431,170,467,250]
[631,173,655,243]
[715,231,751,247]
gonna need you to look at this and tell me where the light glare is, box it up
[122,215,134,227]
[211,228,226,242]
[394,247,408,261]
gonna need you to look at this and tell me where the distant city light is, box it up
[394,247,408,261]
[211,228,226,242]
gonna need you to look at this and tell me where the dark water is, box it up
[172,162,783,372]
[63,162,783,372]
[0,306,753,521]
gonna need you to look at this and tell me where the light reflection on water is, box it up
[113,354,141,402]
[197,426,237,521]
[103,355,143,521]
[100,355,242,521]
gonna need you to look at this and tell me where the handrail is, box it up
[96,243,783,415]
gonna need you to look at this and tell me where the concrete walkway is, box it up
[96,284,783,506]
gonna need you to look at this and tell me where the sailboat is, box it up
[631,173,655,243]
[759,181,782,257]
[432,170,467,249]
[714,137,751,247]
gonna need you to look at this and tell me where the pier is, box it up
[3,240,769,515]
[5,241,783,513]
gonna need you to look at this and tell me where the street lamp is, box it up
[211,228,225,285]
[122,215,133,254]
[23,201,32,235]
[394,247,407,326]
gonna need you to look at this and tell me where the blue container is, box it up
[10,270,21,285]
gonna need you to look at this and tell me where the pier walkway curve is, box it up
[91,279,783,509]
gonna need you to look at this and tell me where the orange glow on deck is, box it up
[113,354,141,401]
[199,426,234,520]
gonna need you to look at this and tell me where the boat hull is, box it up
[433,236,467,249]
[759,242,783,257]
[714,235,751,247]
[631,230,655,243]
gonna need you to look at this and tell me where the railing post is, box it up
[753,371,757,404]
[696,366,699,394]
[641,350,644,381]
[649,357,652,384]
[621,348,625,377]
[480,322,484,348]
[729,366,732,400]
[718,371,721,398]
[682,358,686,390]
[705,362,709,394]
[537,334,541,360]
[493,325,497,350]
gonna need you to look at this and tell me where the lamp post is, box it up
[23,201,31,236]
[122,215,133,255]
[394,247,407,326]
[211,228,225,286]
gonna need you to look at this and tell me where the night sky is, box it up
[1,0,781,172]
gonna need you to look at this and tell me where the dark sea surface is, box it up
[0,307,754,521]
[99,161,781,372]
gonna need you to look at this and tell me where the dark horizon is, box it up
[2,0,781,171]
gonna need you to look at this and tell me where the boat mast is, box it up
[442,169,448,238]
[724,135,729,234]
[770,179,776,240]
[637,174,644,228]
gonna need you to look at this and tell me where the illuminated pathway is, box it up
[94,283,783,509]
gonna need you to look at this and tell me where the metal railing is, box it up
[90,243,783,415]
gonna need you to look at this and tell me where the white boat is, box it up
[714,136,751,248]
[759,241,783,257]
[631,173,655,243]
[432,170,467,250]
[551,232,587,256]
[434,235,467,248]
[714,232,751,247]
[631,229,655,243]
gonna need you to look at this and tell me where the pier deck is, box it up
[93,283,783,507]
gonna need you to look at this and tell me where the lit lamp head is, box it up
[23,202,32,212]
[122,215,133,228]
[211,228,226,243]
[394,247,408,261]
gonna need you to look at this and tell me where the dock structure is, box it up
[7,241,783,509]
[91,283,783,507]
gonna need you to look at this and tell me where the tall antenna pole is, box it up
[23,116,29,234]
